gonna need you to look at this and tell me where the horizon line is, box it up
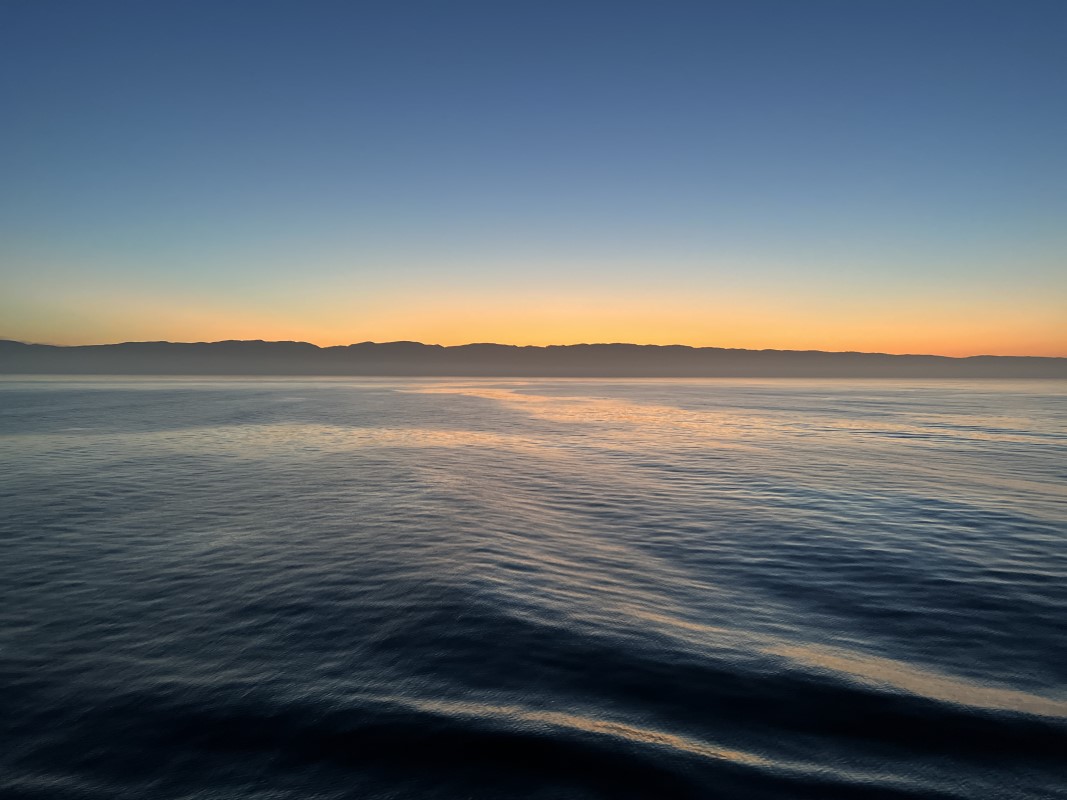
[4,338,1065,361]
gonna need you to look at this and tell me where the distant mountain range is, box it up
[2,339,1064,378]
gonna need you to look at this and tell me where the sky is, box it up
[1,0,1065,356]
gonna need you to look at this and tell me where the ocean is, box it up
[1,377,1064,799]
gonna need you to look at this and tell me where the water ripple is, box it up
[1,377,1064,799]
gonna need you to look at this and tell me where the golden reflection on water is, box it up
[403,383,762,446]
[621,602,1067,719]
[399,697,772,768]
[766,643,1067,718]
[404,381,1059,445]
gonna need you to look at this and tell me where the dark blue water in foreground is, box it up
[1,378,1065,799]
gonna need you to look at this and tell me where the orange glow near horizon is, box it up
[6,286,1065,358]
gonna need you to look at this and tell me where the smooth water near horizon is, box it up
[1,377,1065,799]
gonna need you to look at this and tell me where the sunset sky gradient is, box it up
[2,0,1065,356]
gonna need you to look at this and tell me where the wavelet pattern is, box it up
[1,378,1065,799]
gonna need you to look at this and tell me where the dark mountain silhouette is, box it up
[1,339,1064,378]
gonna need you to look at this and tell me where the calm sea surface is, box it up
[1,378,1065,799]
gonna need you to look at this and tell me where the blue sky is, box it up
[2,0,1064,354]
